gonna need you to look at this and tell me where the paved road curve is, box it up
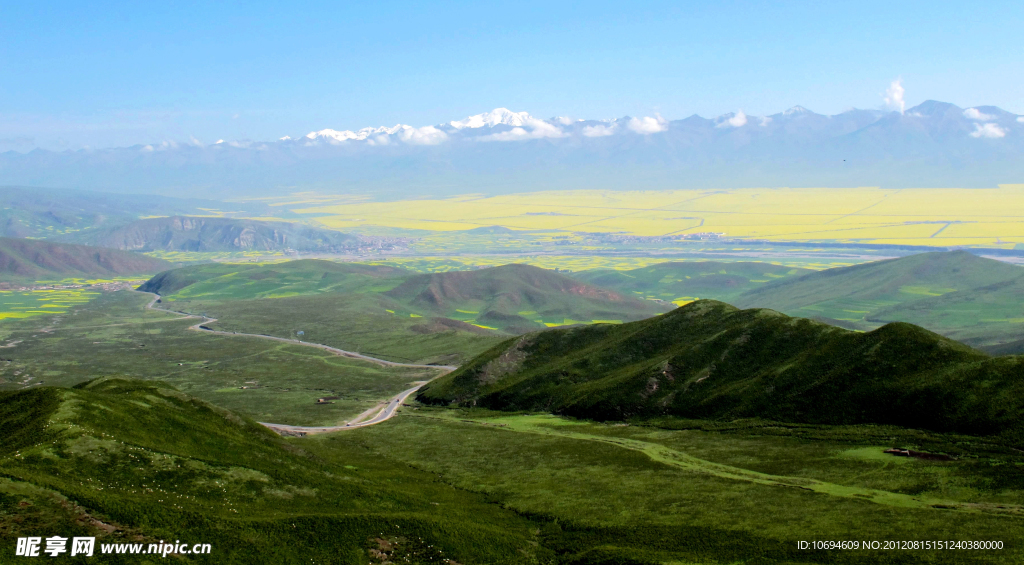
[139,291,455,435]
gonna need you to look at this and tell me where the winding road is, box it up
[140,291,455,435]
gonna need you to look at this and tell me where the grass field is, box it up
[332,408,1024,563]
[0,291,438,425]
[281,185,1024,248]
[178,293,504,365]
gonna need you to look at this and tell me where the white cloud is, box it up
[449,108,529,129]
[759,116,772,127]
[716,111,747,128]
[970,123,1007,138]
[1018,116,1024,123]
[397,125,448,145]
[279,135,292,141]
[215,139,225,144]
[582,124,616,137]
[483,127,531,141]
[554,116,573,125]
[884,78,906,114]
[963,108,995,121]
[189,136,202,146]
[480,116,565,141]
[627,115,668,134]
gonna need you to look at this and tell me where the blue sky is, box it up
[2,0,1022,150]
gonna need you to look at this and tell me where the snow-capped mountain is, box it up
[1,102,1022,198]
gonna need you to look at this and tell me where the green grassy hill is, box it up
[383,263,669,332]
[575,261,812,304]
[0,378,549,563]
[734,250,1024,338]
[138,259,408,300]
[419,300,1024,442]
[867,275,1024,351]
[63,216,362,253]
[0,237,171,281]
[142,260,670,337]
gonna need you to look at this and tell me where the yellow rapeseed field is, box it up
[290,185,1024,247]
[0,288,101,320]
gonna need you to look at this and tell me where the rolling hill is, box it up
[382,263,670,332]
[867,275,1024,351]
[574,261,812,305]
[0,237,171,281]
[0,378,545,563]
[141,261,671,335]
[419,300,1024,442]
[61,215,363,253]
[733,251,1024,334]
[137,259,408,299]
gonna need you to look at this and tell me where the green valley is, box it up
[3,253,1024,564]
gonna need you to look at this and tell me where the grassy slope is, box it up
[868,276,1024,350]
[733,251,1024,332]
[141,261,670,351]
[383,263,670,332]
[0,237,171,281]
[574,261,812,304]
[184,293,503,365]
[138,259,409,299]
[0,379,546,564]
[420,300,1024,442]
[141,260,504,364]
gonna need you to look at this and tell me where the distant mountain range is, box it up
[0,237,170,281]
[0,186,275,239]
[58,216,365,253]
[2,102,1022,197]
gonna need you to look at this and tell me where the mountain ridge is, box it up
[3,101,1021,197]
[0,237,171,281]
[418,300,1024,441]
[58,215,365,253]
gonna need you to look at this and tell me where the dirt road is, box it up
[139,291,453,434]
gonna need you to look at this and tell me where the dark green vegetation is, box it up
[63,215,362,253]
[0,291,434,425]
[0,237,171,282]
[0,379,553,564]
[734,251,1024,351]
[140,260,669,360]
[574,261,812,304]
[345,410,1024,564]
[421,300,1024,443]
